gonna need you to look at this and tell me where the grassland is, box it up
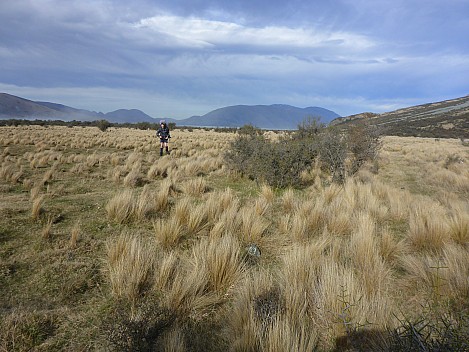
[1,126,468,351]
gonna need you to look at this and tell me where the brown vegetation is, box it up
[1,125,468,351]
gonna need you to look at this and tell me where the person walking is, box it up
[156,120,171,156]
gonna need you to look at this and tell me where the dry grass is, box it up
[153,216,184,249]
[69,221,81,249]
[135,184,155,220]
[106,189,136,224]
[180,177,208,196]
[106,234,154,305]
[407,202,451,252]
[2,127,469,351]
[191,235,244,293]
[41,216,53,240]
[31,194,45,220]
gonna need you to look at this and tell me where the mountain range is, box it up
[1,92,468,136]
[0,93,339,129]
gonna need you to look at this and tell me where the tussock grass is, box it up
[407,202,451,252]
[69,221,80,249]
[180,177,208,196]
[106,234,154,305]
[30,185,41,201]
[253,196,271,217]
[2,127,469,350]
[227,270,276,350]
[31,194,45,220]
[379,227,407,265]
[153,216,184,249]
[123,163,142,187]
[159,327,186,352]
[173,196,191,226]
[106,189,136,224]
[192,235,244,293]
[135,184,155,220]
[281,188,298,214]
[153,252,179,291]
[441,244,469,300]
[239,206,269,244]
[448,208,469,245]
[41,216,53,240]
[264,316,318,352]
[186,203,208,236]
[161,262,220,320]
[260,183,275,203]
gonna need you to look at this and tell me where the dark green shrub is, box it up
[224,134,317,188]
[96,119,111,132]
[296,116,325,138]
[225,118,382,188]
[238,124,262,136]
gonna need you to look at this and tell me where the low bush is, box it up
[225,119,381,187]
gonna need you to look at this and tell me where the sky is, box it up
[1,0,468,119]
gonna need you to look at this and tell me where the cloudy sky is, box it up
[1,0,468,118]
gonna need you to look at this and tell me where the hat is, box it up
[160,119,166,124]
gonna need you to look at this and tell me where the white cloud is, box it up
[135,14,374,51]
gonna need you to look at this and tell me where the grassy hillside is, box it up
[332,95,469,138]
[1,126,468,351]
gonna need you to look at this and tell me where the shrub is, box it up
[225,118,382,187]
[224,134,317,188]
[346,121,382,175]
[103,299,174,352]
[238,124,262,136]
[96,119,111,132]
[317,127,347,184]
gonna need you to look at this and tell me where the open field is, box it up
[1,126,469,351]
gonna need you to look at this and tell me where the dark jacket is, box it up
[157,125,171,139]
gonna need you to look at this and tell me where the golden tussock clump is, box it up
[41,216,53,240]
[191,234,244,293]
[153,216,184,249]
[106,189,136,224]
[180,177,208,196]
[31,194,45,220]
[106,234,154,306]
[407,202,451,252]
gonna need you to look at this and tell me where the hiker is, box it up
[156,120,171,156]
